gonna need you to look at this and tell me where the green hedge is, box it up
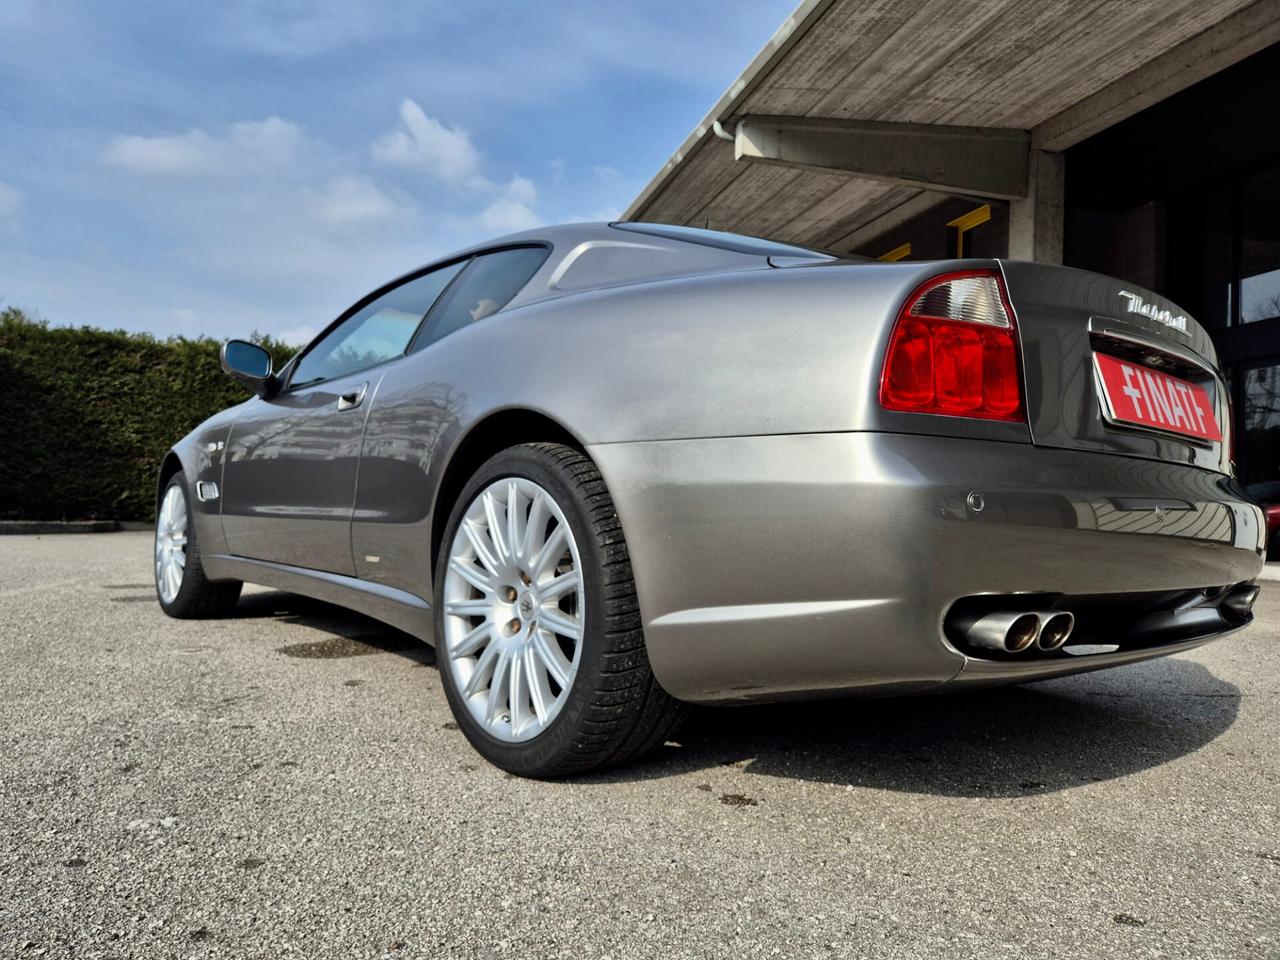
[0,308,295,521]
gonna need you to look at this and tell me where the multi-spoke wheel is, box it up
[434,443,686,777]
[156,484,188,604]
[154,471,242,619]
[443,476,584,742]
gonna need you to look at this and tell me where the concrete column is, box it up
[1008,150,1064,263]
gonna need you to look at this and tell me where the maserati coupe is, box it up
[154,221,1265,776]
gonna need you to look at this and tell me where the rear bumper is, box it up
[589,432,1264,703]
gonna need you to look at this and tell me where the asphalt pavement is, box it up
[1,532,1277,959]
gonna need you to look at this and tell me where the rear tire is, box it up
[434,443,686,777]
[155,471,242,619]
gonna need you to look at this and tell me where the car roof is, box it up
[400,221,842,312]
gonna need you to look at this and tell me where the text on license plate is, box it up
[1093,352,1222,442]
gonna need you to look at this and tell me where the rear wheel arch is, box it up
[430,409,583,579]
[433,441,686,775]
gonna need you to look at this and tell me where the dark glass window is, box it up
[413,246,550,351]
[1162,182,1232,332]
[1240,167,1280,324]
[1243,361,1280,486]
[957,206,1007,259]
[291,262,465,387]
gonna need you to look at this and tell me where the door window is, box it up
[412,246,550,352]
[291,261,465,387]
[1240,167,1280,323]
[1244,361,1280,486]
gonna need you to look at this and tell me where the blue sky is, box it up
[0,0,793,344]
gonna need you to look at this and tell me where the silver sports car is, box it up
[156,221,1265,776]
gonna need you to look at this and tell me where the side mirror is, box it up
[220,340,276,397]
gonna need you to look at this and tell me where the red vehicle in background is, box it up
[1246,481,1280,560]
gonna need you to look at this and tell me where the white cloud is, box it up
[103,131,215,176]
[371,98,488,191]
[504,174,536,207]
[68,100,552,337]
[102,117,305,177]
[477,175,540,234]
[93,114,434,315]
[313,175,408,226]
[370,100,544,234]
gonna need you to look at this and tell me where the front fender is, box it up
[161,403,247,559]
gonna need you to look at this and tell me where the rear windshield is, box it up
[610,221,846,260]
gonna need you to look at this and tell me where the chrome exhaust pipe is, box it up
[1034,611,1074,650]
[1221,584,1260,624]
[959,611,1040,654]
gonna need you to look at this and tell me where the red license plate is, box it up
[1094,353,1222,442]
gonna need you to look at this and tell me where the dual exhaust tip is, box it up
[962,610,1075,654]
[1221,583,1260,624]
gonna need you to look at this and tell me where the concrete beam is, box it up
[1008,150,1064,264]
[1034,0,1280,152]
[735,115,1030,200]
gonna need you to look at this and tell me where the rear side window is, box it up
[412,246,549,352]
[291,261,465,387]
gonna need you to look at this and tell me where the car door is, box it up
[220,260,465,574]
[352,245,553,593]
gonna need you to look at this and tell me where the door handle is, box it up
[337,382,368,412]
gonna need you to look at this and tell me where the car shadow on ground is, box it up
[607,659,1240,797]
[227,589,1239,797]
[231,589,437,666]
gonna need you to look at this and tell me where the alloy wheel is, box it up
[155,485,188,604]
[441,477,584,743]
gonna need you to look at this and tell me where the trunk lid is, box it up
[998,261,1231,475]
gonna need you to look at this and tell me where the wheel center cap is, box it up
[517,592,537,622]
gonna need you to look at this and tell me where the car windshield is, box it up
[610,221,855,261]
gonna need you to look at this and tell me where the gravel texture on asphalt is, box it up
[1,532,1277,959]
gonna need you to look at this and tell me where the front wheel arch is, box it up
[156,451,184,519]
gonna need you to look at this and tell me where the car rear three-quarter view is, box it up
[153,222,1265,777]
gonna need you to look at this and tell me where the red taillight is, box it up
[879,269,1025,422]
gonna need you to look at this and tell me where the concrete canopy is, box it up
[624,0,1280,255]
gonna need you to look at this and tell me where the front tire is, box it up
[155,472,242,619]
[434,443,685,777]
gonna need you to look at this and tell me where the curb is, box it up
[0,520,121,535]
